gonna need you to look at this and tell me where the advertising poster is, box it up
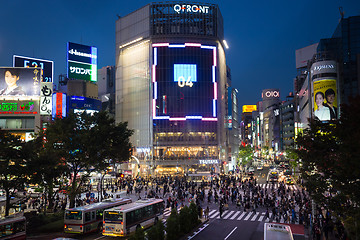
[0,67,40,96]
[313,79,338,121]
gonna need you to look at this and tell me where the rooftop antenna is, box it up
[339,7,344,20]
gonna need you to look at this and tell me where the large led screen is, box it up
[152,43,217,121]
[13,55,54,82]
[0,67,41,96]
[313,79,338,121]
[67,42,97,82]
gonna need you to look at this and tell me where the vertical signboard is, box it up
[311,61,338,121]
[52,93,67,119]
[40,83,53,115]
[67,42,97,82]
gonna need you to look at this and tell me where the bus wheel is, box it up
[154,217,159,224]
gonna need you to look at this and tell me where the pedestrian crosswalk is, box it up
[207,209,299,224]
[256,183,297,191]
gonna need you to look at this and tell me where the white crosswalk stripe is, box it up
[208,209,216,216]
[258,213,265,222]
[223,211,234,219]
[209,211,219,218]
[243,212,253,221]
[251,212,259,221]
[237,212,246,220]
[230,211,241,220]
[217,210,228,219]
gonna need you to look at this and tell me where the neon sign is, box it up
[0,101,37,114]
[152,43,217,121]
[173,4,210,14]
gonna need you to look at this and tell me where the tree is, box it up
[189,201,199,228]
[147,220,165,240]
[24,133,68,212]
[0,129,28,216]
[296,96,360,239]
[178,205,191,234]
[165,208,180,239]
[238,145,254,167]
[42,111,133,208]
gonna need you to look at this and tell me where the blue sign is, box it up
[174,64,197,83]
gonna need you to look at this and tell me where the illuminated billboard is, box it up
[13,55,54,82]
[52,93,67,119]
[0,100,38,114]
[313,79,338,121]
[152,43,217,121]
[242,105,257,113]
[67,42,97,82]
[0,67,41,96]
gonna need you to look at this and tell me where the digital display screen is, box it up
[67,42,97,82]
[152,43,217,121]
[13,55,53,82]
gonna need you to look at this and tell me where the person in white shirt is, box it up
[314,92,330,121]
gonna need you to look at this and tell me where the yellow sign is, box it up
[242,105,257,113]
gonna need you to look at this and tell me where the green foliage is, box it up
[147,220,165,240]
[129,226,145,240]
[238,145,253,166]
[26,211,64,234]
[296,96,360,239]
[0,129,28,216]
[165,208,180,240]
[189,201,200,228]
[179,206,191,234]
[39,111,133,207]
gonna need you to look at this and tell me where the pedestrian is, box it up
[219,204,223,218]
[205,206,210,220]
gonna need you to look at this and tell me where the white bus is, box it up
[103,198,164,237]
[0,215,26,240]
[264,223,294,240]
[64,198,132,234]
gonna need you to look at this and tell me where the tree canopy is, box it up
[296,96,360,238]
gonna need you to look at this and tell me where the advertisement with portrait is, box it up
[313,79,338,121]
[0,67,41,97]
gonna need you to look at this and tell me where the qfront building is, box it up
[115,2,229,176]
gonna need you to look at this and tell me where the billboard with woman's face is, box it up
[313,79,338,121]
[0,67,41,97]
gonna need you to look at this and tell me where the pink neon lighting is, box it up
[202,118,218,121]
[214,82,217,100]
[169,117,186,121]
[185,43,201,47]
[152,65,156,82]
[152,99,156,118]
[213,49,217,66]
[152,43,169,47]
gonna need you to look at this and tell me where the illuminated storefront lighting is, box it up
[154,82,157,99]
[169,117,186,121]
[154,116,170,120]
[201,45,216,50]
[153,48,157,65]
[185,116,202,120]
[119,37,143,49]
[169,44,186,48]
[213,99,216,117]
[152,65,156,82]
[184,43,201,47]
[152,99,156,118]
[202,118,218,121]
[152,43,169,47]
[214,82,217,99]
[213,49,217,66]
[212,66,216,83]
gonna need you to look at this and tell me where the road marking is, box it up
[210,212,219,218]
[237,212,246,220]
[217,210,228,219]
[94,236,106,240]
[230,211,240,220]
[251,212,259,221]
[223,210,234,219]
[244,212,253,221]
[258,213,265,221]
[208,209,216,216]
[224,227,237,240]
[188,223,209,240]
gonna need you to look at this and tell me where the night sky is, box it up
[0,0,359,107]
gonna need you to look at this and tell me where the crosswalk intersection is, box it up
[163,207,299,224]
[256,183,298,191]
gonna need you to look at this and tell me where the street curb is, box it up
[182,218,210,240]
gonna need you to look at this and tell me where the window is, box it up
[85,212,91,222]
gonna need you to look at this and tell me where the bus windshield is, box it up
[104,211,123,222]
[65,210,82,220]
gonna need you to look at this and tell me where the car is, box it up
[247,167,255,175]
[257,165,263,170]
[285,177,294,185]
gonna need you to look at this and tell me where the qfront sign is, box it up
[173,4,210,14]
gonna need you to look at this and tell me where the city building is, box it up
[98,66,116,116]
[280,93,295,150]
[115,2,229,176]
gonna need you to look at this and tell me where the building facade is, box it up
[115,2,229,175]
